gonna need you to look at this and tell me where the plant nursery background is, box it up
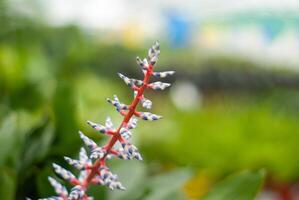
[1,0,299,199]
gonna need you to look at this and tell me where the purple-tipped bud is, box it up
[131,79,143,86]
[52,163,76,182]
[79,147,89,164]
[100,168,115,183]
[147,41,160,65]
[90,147,106,160]
[126,117,138,129]
[68,186,85,200]
[120,142,143,161]
[152,71,175,78]
[118,73,134,87]
[148,81,171,91]
[48,177,68,197]
[117,150,132,160]
[99,168,124,191]
[136,56,148,70]
[120,127,132,140]
[141,96,152,109]
[118,73,143,89]
[105,117,114,130]
[87,120,107,134]
[79,131,98,150]
[139,112,162,121]
[106,95,129,112]
[110,181,126,191]
[64,157,85,170]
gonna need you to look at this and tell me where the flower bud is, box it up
[52,163,76,182]
[148,81,171,91]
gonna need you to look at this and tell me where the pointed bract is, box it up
[120,127,132,140]
[121,142,143,161]
[79,131,98,150]
[136,56,148,70]
[141,96,152,109]
[87,120,107,134]
[139,112,162,121]
[52,163,76,182]
[105,117,114,130]
[148,81,171,91]
[126,117,138,129]
[69,186,85,200]
[90,147,106,160]
[153,71,175,78]
[79,147,88,163]
[48,177,68,197]
[106,95,129,112]
[147,41,160,65]
[64,157,85,170]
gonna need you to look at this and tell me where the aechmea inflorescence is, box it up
[38,42,175,200]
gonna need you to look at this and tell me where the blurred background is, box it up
[1,0,299,199]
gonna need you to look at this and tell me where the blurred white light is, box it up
[170,81,201,110]
[256,190,280,200]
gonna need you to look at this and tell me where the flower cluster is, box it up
[39,42,175,200]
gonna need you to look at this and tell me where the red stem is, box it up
[82,65,153,189]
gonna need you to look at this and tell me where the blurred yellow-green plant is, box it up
[1,0,299,199]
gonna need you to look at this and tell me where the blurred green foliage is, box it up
[1,1,299,199]
[202,170,265,200]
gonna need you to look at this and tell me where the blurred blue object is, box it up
[262,18,284,43]
[166,12,191,48]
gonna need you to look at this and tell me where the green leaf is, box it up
[201,170,265,200]
[0,168,16,200]
[21,122,55,170]
[0,114,17,167]
[144,168,191,200]
[107,161,147,200]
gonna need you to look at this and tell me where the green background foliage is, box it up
[1,1,299,199]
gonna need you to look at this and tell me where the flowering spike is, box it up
[48,177,68,197]
[41,42,174,199]
[148,81,171,91]
[152,71,175,78]
[52,163,76,182]
[79,131,98,150]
